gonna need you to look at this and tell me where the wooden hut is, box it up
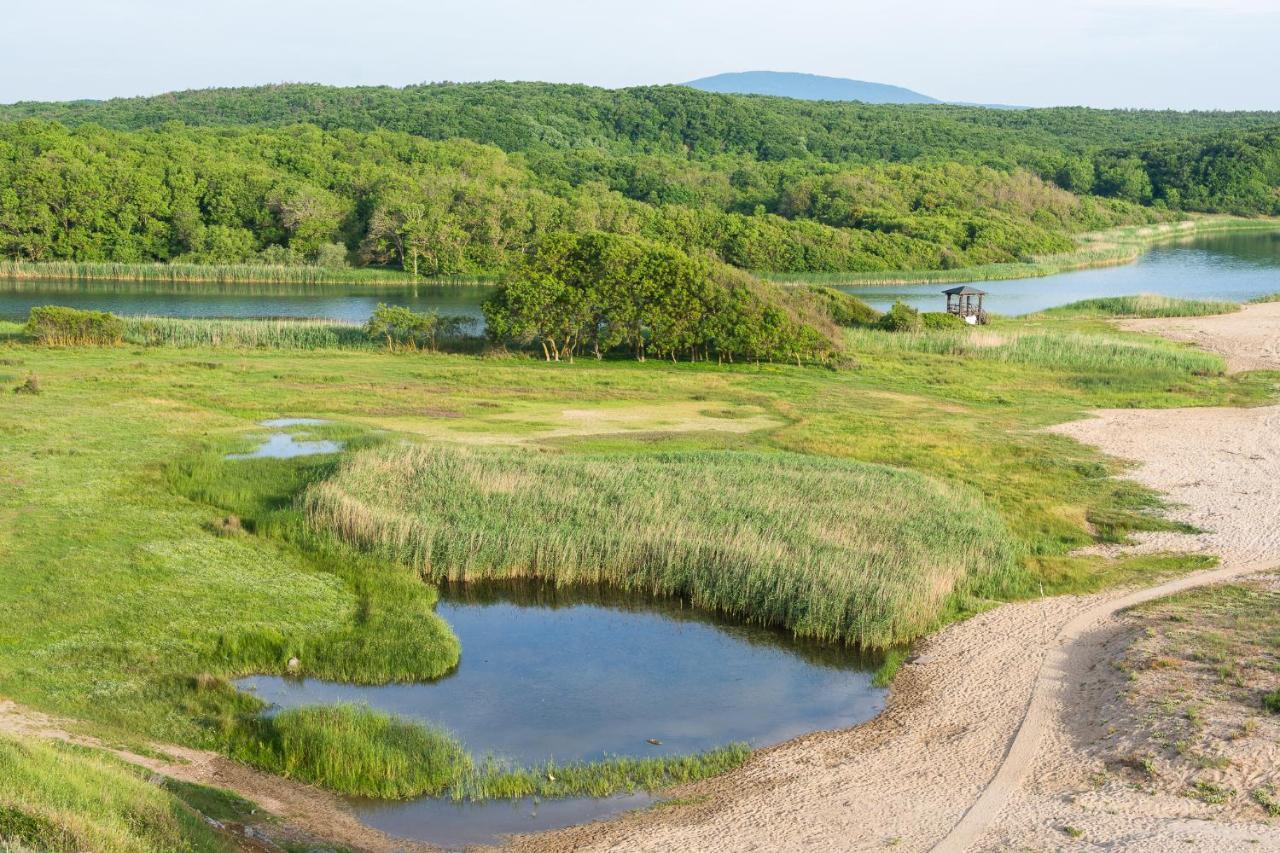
[943,285,988,325]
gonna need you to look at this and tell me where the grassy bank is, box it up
[1042,294,1241,319]
[0,734,229,852]
[764,216,1280,287]
[0,259,488,287]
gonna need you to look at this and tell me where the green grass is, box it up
[1043,294,1241,319]
[0,259,490,286]
[0,734,230,852]
[216,702,747,801]
[307,446,1021,648]
[0,298,1271,818]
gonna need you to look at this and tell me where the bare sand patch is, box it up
[1117,301,1280,373]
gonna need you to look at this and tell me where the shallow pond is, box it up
[4,231,1279,325]
[225,418,343,459]
[237,583,884,848]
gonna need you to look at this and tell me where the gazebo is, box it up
[942,285,988,325]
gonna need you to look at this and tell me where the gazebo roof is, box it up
[942,285,988,296]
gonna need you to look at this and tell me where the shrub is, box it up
[12,374,40,395]
[878,301,922,332]
[922,311,967,330]
[364,303,471,351]
[809,286,881,326]
[1263,689,1280,714]
[25,306,125,345]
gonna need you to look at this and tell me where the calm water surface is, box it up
[845,231,1280,313]
[237,584,883,848]
[3,232,1279,324]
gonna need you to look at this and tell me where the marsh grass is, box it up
[124,316,371,350]
[1044,294,1241,319]
[0,734,226,852]
[0,259,456,286]
[843,324,1225,377]
[218,703,748,801]
[306,446,1022,649]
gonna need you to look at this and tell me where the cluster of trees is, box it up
[0,121,1155,275]
[483,232,837,362]
[5,82,1279,214]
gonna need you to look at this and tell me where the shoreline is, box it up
[3,216,1276,290]
[764,215,1280,288]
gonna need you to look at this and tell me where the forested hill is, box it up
[1,82,1278,275]
[4,82,1279,169]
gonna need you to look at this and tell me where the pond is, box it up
[3,231,1279,325]
[237,583,883,849]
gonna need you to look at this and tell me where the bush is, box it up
[364,303,471,351]
[809,286,881,326]
[922,311,967,330]
[25,306,124,345]
[1263,689,1280,714]
[12,374,40,395]
[878,301,922,332]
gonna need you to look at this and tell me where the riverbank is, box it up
[524,301,1280,852]
[764,215,1280,288]
[5,217,1277,290]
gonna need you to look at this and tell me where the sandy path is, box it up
[0,699,433,853]
[521,309,1280,852]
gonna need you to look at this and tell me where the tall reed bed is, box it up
[305,447,1021,650]
[122,316,370,349]
[0,259,490,286]
[843,325,1226,376]
[1044,294,1240,318]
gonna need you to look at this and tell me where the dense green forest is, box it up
[1,82,1278,275]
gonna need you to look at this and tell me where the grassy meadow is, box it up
[0,294,1274,838]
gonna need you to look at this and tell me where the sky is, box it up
[5,0,1279,110]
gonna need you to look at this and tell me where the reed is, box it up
[0,259,491,286]
[220,702,749,801]
[1043,294,1240,318]
[842,325,1226,376]
[305,447,1022,650]
[122,316,371,350]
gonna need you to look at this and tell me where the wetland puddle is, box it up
[237,583,885,848]
[226,418,344,459]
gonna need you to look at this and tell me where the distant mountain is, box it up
[685,71,940,105]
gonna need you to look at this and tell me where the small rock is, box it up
[286,657,301,672]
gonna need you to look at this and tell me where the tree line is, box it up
[4,81,1279,214]
[0,120,1157,275]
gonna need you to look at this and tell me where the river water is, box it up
[4,231,1278,325]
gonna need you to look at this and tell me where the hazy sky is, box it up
[6,0,1279,109]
